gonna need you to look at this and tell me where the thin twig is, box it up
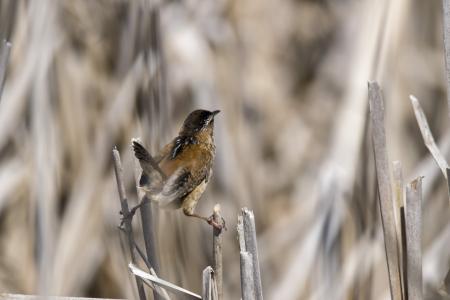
[0,39,11,101]
[367,82,402,300]
[112,147,146,300]
[442,0,450,118]
[242,208,263,300]
[240,251,255,300]
[129,263,201,299]
[405,177,423,300]
[213,204,223,300]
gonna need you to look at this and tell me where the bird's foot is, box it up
[206,215,227,231]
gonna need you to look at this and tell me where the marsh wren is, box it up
[132,109,223,229]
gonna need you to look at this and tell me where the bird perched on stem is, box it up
[132,109,224,229]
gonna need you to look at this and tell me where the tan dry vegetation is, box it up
[0,0,449,299]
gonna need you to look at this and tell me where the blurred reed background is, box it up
[0,0,449,299]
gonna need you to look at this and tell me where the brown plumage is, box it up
[132,109,222,229]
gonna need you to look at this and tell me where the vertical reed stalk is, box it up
[241,208,263,300]
[112,147,146,300]
[368,82,402,300]
[213,204,223,300]
[0,39,11,101]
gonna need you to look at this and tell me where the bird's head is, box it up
[179,109,220,136]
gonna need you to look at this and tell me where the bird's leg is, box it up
[119,202,143,228]
[183,210,226,230]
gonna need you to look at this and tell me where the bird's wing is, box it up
[170,136,197,159]
[156,166,207,208]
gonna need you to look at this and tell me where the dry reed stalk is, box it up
[392,161,404,223]
[202,266,218,300]
[442,0,450,118]
[0,295,125,300]
[240,251,255,300]
[368,81,403,300]
[138,198,160,272]
[238,216,256,300]
[410,130,450,201]
[129,264,201,299]
[0,39,11,101]
[410,95,450,213]
[240,208,263,300]
[400,206,408,300]
[212,204,223,300]
[392,161,405,298]
[132,151,162,300]
[410,95,449,176]
[112,148,147,300]
[405,177,423,300]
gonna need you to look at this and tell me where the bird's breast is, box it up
[160,141,215,178]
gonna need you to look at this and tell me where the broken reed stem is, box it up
[237,216,246,250]
[112,148,146,300]
[241,208,263,300]
[405,177,423,300]
[442,0,450,119]
[410,96,450,208]
[202,266,213,300]
[368,82,403,300]
[129,263,201,299]
[240,251,255,300]
[202,266,218,300]
[410,95,449,176]
[213,204,223,300]
[0,40,11,101]
[238,216,256,300]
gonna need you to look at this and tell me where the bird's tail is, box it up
[131,139,165,195]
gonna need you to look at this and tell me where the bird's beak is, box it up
[211,110,220,117]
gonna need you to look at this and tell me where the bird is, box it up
[132,109,224,229]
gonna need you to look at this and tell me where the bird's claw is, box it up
[207,215,227,231]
